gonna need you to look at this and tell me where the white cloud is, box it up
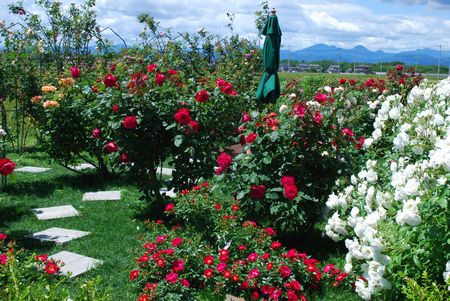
[0,0,449,52]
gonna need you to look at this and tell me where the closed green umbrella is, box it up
[256,8,282,104]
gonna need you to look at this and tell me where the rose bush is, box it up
[324,77,450,300]
[130,184,358,300]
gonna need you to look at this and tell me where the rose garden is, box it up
[0,1,449,301]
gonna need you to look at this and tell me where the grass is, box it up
[1,151,147,300]
[1,150,366,301]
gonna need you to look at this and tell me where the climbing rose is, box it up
[174,108,192,125]
[91,128,101,139]
[279,265,291,278]
[264,227,276,236]
[339,78,346,85]
[243,112,252,122]
[165,203,175,212]
[103,74,117,87]
[105,142,118,153]
[271,241,282,249]
[35,254,48,262]
[168,69,177,75]
[165,271,179,283]
[0,254,7,265]
[180,279,190,287]
[314,93,328,104]
[203,255,214,265]
[195,90,209,102]
[314,111,323,124]
[172,237,183,247]
[0,233,7,240]
[250,185,266,199]
[112,104,119,113]
[396,64,403,71]
[204,268,213,278]
[70,66,80,78]
[123,116,137,129]
[216,152,232,170]
[248,268,260,279]
[187,120,199,134]
[341,128,354,137]
[355,137,365,150]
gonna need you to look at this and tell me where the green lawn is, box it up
[1,151,146,300]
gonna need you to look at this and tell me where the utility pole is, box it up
[438,45,442,77]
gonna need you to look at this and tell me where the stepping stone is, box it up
[49,251,103,278]
[16,166,51,173]
[69,163,95,171]
[160,167,174,176]
[82,190,121,201]
[32,205,79,220]
[160,188,176,198]
[32,227,90,245]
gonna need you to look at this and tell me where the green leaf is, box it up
[166,123,176,130]
[266,192,279,200]
[236,191,245,200]
[174,135,183,147]
[263,156,272,164]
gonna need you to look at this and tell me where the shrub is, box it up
[324,77,450,299]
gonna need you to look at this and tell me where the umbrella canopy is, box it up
[256,9,282,104]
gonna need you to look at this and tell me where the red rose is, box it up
[92,85,98,93]
[203,255,214,265]
[0,254,7,265]
[279,265,291,278]
[0,233,7,240]
[342,128,354,137]
[155,257,165,268]
[204,268,213,278]
[250,185,266,199]
[165,203,174,212]
[138,294,149,301]
[284,185,298,200]
[123,116,137,129]
[147,64,157,73]
[245,132,257,144]
[251,291,260,300]
[247,253,258,262]
[396,64,403,72]
[172,237,183,247]
[349,79,356,85]
[155,235,166,244]
[165,272,178,283]
[119,153,129,163]
[216,152,232,170]
[281,176,295,187]
[195,90,209,102]
[104,74,117,87]
[70,66,80,79]
[313,111,323,124]
[174,108,192,125]
[339,78,346,85]
[264,227,275,236]
[172,259,184,272]
[241,281,249,289]
[287,290,298,301]
[355,136,365,150]
[0,158,16,176]
[112,104,119,113]
[248,268,260,279]
[168,69,177,75]
[91,128,101,139]
[154,72,165,86]
[187,120,199,134]
[216,262,227,273]
[45,261,60,275]
[314,93,327,104]
[271,241,282,249]
[180,278,190,287]
[109,64,116,72]
[35,254,48,262]
[105,141,118,153]
[243,112,252,122]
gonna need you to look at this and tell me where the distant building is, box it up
[327,65,341,73]
[280,63,323,73]
[354,65,371,74]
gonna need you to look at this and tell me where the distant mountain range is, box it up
[280,44,450,66]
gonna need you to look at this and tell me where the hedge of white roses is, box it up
[325,77,450,300]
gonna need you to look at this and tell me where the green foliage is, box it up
[401,273,450,301]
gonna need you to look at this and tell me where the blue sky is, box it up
[0,0,449,52]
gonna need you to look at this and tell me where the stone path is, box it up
[16,166,51,173]
[32,227,90,245]
[32,205,79,220]
[69,163,95,171]
[160,167,174,176]
[160,188,176,198]
[49,251,103,278]
[82,190,121,201]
